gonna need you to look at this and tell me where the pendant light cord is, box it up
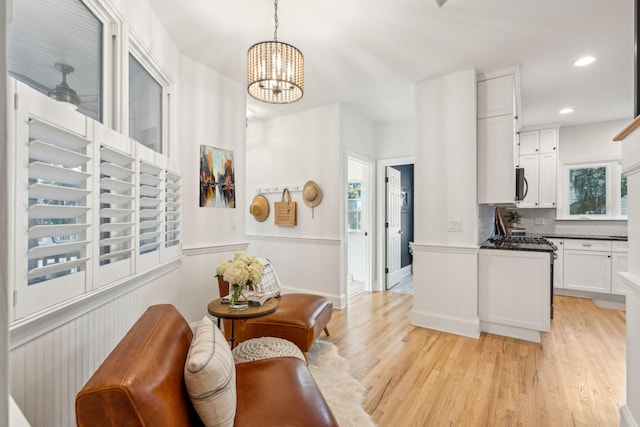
[273,0,279,42]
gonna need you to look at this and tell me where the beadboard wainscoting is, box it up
[410,244,480,339]
[246,235,344,308]
[9,243,249,427]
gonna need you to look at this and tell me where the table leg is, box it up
[230,319,236,349]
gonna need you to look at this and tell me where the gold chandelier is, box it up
[247,0,304,104]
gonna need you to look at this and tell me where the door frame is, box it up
[376,156,414,292]
[344,151,375,299]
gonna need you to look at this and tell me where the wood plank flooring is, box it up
[323,292,626,426]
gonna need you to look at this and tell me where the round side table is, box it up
[207,297,279,349]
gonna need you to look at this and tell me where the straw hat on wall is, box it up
[303,181,323,207]
[249,195,269,222]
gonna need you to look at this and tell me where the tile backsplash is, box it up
[498,208,628,237]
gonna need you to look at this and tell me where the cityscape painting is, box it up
[199,145,235,208]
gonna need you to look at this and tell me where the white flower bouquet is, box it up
[216,252,264,309]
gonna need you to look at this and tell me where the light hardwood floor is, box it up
[324,292,626,426]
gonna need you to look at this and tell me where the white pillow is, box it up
[253,257,281,297]
[184,316,236,427]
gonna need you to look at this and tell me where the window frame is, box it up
[557,159,627,220]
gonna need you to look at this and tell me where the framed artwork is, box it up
[401,187,410,212]
[199,145,235,208]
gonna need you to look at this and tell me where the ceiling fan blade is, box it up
[436,0,448,7]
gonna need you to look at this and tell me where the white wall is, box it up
[7,1,249,425]
[1,1,9,423]
[617,121,640,427]
[376,119,415,159]
[245,104,344,306]
[411,69,480,338]
[179,55,247,249]
[559,119,628,163]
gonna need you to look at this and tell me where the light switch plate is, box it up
[535,217,544,225]
[448,219,462,232]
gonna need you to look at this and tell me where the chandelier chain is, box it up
[273,0,279,41]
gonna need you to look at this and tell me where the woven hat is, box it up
[303,181,323,207]
[249,195,269,222]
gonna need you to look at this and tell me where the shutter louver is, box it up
[27,119,91,285]
[139,161,163,255]
[99,146,135,265]
[165,171,181,248]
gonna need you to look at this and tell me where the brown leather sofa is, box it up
[217,277,333,353]
[76,304,338,427]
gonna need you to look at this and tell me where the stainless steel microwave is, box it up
[515,167,528,201]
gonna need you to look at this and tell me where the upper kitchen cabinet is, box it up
[477,74,515,119]
[519,128,558,155]
[517,128,558,208]
[477,68,520,204]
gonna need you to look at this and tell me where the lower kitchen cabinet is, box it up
[558,238,628,295]
[612,250,629,295]
[479,249,551,343]
[563,249,612,293]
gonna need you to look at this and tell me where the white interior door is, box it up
[386,167,402,288]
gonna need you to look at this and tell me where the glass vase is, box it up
[229,284,248,310]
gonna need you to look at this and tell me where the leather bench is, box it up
[76,304,338,427]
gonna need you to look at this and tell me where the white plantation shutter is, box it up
[139,160,163,256]
[99,146,135,268]
[165,170,181,249]
[12,78,180,320]
[27,119,91,285]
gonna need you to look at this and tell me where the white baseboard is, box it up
[480,321,541,343]
[620,404,639,427]
[280,286,344,310]
[410,309,480,339]
[592,299,626,311]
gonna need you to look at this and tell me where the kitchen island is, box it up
[479,236,555,343]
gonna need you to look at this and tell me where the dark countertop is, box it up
[480,239,554,253]
[538,234,628,241]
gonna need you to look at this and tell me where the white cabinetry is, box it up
[517,128,557,208]
[611,241,629,295]
[563,239,612,293]
[549,238,563,288]
[479,249,551,343]
[477,75,515,119]
[478,72,518,204]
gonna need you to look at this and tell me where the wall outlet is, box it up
[448,219,462,232]
[230,219,237,230]
[534,217,544,225]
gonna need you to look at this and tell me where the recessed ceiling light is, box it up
[574,56,596,67]
[559,107,574,114]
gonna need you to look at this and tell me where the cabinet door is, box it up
[548,239,563,288]
[518,154,538,207]
[477,75,515,119]
[519,131,539,155]
[539,128,557,153]
[538,152,557,208]
[611,252,628,295]
[478,115,516,204]
[564,249,611,293]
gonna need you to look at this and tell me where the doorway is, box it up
[347,156,372,299]
[377,159,415,292]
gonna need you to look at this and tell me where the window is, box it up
[569,166,606,215]
[129,54,163,153]
[347,182,362,231]
[559,161,627,219]
[621,171,628,216]
[8,0,104,122]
